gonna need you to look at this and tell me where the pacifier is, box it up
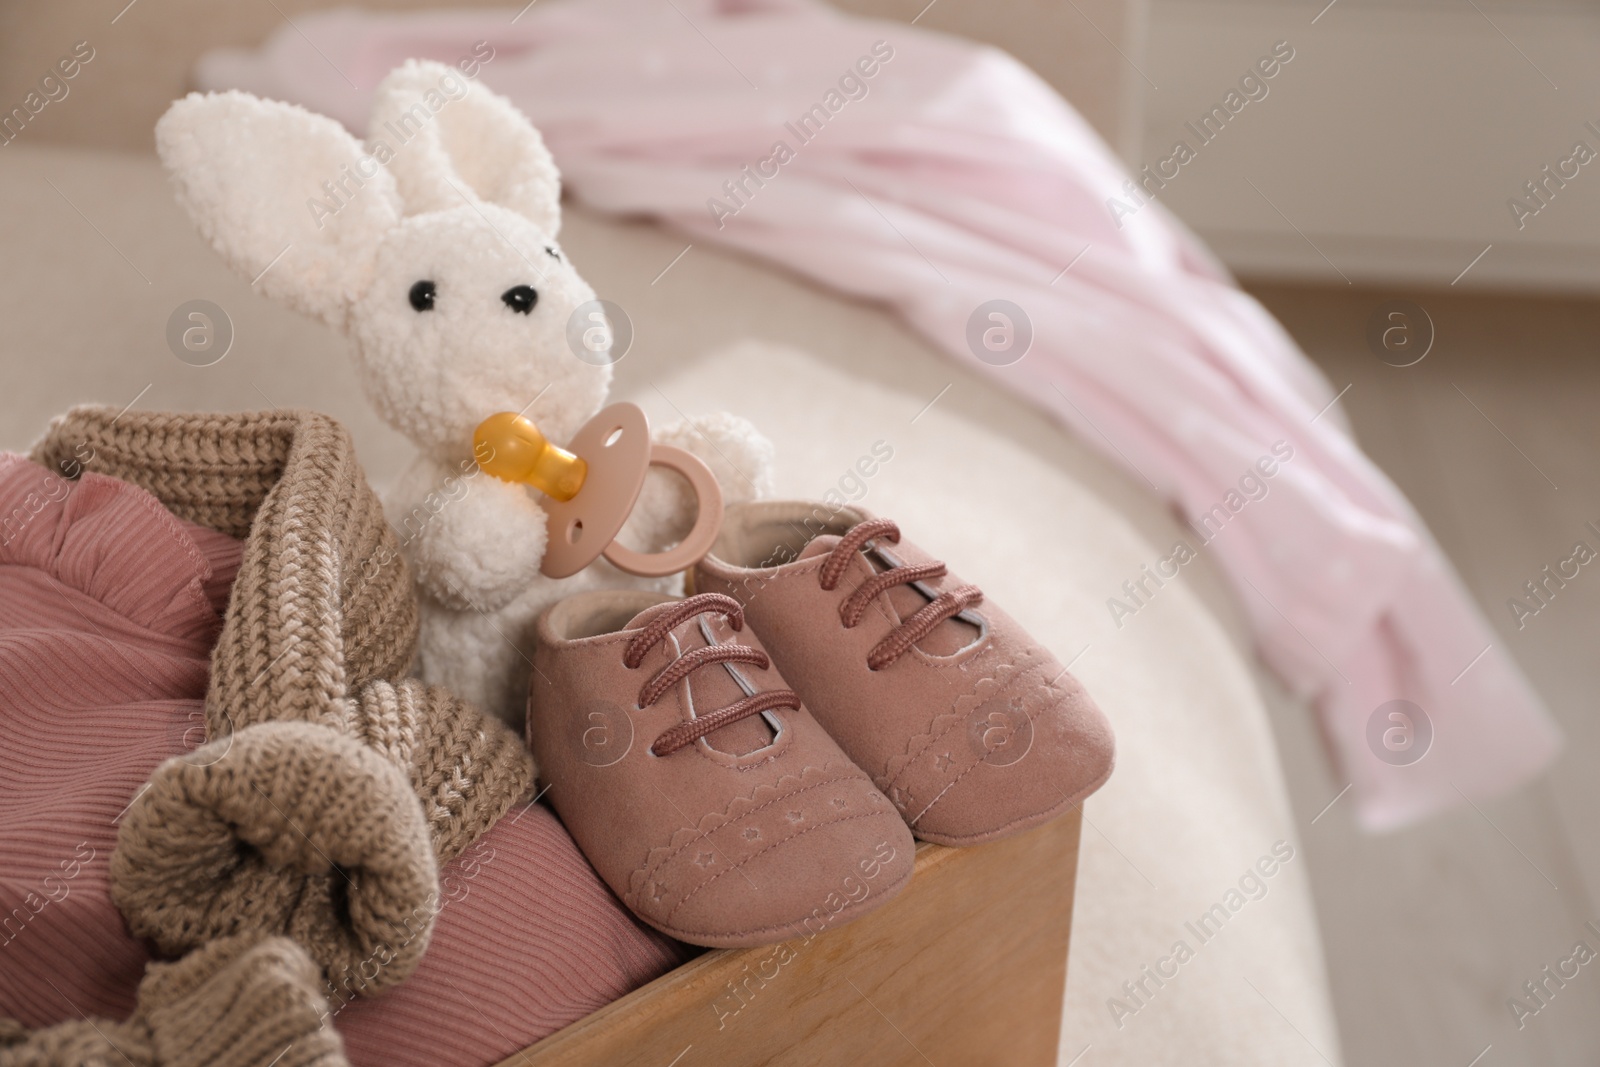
[473,403,723,579]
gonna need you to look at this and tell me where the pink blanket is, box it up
[192,0,1559,829]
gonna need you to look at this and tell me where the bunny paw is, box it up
[652,412,775,506]
[620,413,774,553]
[401,474,549,612]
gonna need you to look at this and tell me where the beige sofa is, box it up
[0,3,1343,1064]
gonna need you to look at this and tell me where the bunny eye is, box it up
[409,280,437,312]
[544,246,560,260]
[501,285,538,315]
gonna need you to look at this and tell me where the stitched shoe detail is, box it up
[695,501,1116,848]
[624,761,876,905]
[527,589,915,947]
[880,644,1049,794]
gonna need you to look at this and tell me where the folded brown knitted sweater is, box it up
[5,408,537,1064]
[30,407,535,859]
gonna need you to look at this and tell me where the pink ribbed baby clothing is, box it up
[0,454,241,1027]
[0,452,692,1059]
[334,802,694,1065]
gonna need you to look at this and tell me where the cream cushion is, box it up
[0,143,1340,1066]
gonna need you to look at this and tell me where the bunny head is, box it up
[156,60,611,457]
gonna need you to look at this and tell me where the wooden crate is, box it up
[500,809,1081,1067]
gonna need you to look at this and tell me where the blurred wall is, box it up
[1138,0,1600,291]
[0,0,1146,161]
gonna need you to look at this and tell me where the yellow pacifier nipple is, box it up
[471,402,724,580]
[473,411,588,503]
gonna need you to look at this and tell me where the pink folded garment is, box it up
[0,453,240,1027]
[333,802,694,1066]
[0,451,690,1060]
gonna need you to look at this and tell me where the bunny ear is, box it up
[368,60,563,235]
[157,91,402,331]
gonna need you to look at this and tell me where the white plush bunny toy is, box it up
[157,60,773,725]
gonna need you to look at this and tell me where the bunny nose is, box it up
[501,285,538,314]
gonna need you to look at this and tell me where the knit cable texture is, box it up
[112,723,439,994]
[30,406,415,734]
[29,406,535,862]
[23,408,534,1014]
[352,678,534,863]
[0,935,346,1067]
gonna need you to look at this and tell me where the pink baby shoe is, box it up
[694,501,1116,847]
[527,590,915,948]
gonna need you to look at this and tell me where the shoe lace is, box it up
[818,518,984,671]
[623,593,801,757]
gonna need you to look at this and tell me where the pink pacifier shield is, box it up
[541,403,651,579]
[540,403,724,580]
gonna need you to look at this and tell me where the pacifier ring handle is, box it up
[536,402,726,580]
[600,444,724,578]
